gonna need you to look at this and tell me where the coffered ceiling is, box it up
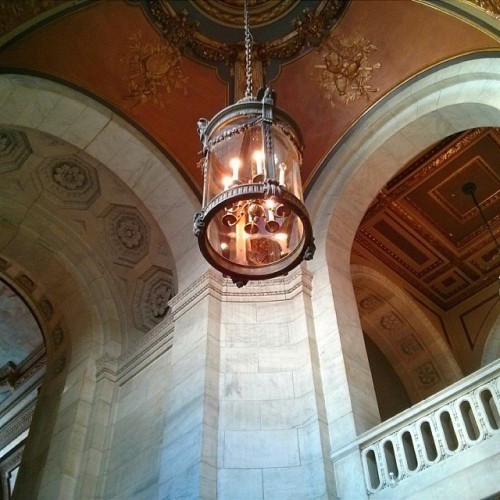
[353,128,500,311]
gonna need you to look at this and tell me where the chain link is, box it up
[244,0,253,98]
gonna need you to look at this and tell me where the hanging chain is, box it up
[244,0,253,98]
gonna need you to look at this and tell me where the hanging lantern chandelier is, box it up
[193,0,315,287]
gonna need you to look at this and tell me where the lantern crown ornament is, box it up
[193,0,315,287]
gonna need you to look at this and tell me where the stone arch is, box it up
[306,54,500,439]
[351,265,462,403]
[0,74,200,497]
[481,298,500,366]
[0,73,204,289]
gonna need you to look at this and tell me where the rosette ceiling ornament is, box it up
[193,0,315,287]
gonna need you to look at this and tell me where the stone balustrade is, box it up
[331,361,500,496]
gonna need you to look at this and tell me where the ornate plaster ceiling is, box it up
[353,128,500,311]
[0,1,496,195]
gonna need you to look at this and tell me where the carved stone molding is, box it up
[0,400,35,452]
[0,129,32,174]
[95,354,118,383]
[33,155,101,209]
[133,266,175,332]
[96,318,174,385]
[0,443,24,500]
[170,265,312,321]
[99,204,150,268]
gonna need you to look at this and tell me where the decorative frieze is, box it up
[170,265,312,320]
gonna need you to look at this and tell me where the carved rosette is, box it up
[359,295,383,312]
[380,312,404,331]
[33,156,100,209]
[0,129,32,174]
[400,334,423,356]
[133,266,175,332]
[414,362,441,387]
[99,204,150,268]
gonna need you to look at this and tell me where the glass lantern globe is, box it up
[194,88,315,287]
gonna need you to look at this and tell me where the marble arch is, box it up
[0,74,198,496]
[481,301,500,367]
[351,265,463,403]
[0,74,202,289]
[306,54,500,444]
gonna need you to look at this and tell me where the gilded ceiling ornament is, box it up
[466,0,500,19]
[0,0,57,36]
[141,0,344,65]
[314,32,381,106]
[121,31,188,108]
[194,0,297,27]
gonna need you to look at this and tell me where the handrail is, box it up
[331,361,500,495]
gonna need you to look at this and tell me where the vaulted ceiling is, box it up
[0,0,498,377]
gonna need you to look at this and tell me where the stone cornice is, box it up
[0,399,35,454]
[96,317,174,386]
[96,266,313,383]
[171,265,313,318]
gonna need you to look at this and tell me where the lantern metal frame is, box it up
[192,1,315,287]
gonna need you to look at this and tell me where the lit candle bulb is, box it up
[253,150,264,175]
[279,163,287,186]
[230,157,241,181]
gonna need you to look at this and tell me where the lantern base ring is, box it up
[194,183,314,286]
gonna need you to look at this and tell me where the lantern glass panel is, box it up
[204,116,262,205]
[271,125,302,201]
[206,203,305,269]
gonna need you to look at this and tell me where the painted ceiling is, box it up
[0,0,497,195]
